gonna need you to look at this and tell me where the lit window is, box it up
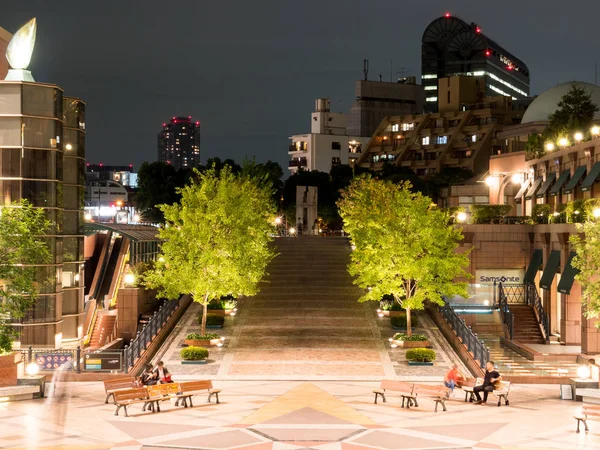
[401,123,414,131]
[391,124,399,132]
[422,74,437,79]
[426,97,438,102]
[471,135,477,142]
[422,136,430,145]
[436,136,448,144]
[424,86,437,91]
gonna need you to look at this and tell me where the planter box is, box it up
[184,339,220,347]
[407,361,434,366]
[382,311,404,317]
[181,359,208,365]
[393,340,431,349]
[0,352,21,388]
[206,325,223,329]
[207,309,234,316]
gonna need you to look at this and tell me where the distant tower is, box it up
[157,116,201,170]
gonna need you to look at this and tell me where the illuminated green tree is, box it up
[337,175,470,336]
[0,200,51,353]
[570,220,600,320]
[144,167,277,335]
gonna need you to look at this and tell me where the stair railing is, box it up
[525,283,551,344]
[497,283,515,341]
[439,301,490,369]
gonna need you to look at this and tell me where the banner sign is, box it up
[84,352,122,372]
[476,269,524,285]
[36,353,73,371]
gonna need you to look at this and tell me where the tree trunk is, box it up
[201,293,209,336]
[406,307,412,337]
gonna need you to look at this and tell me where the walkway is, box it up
[1,381,598,449]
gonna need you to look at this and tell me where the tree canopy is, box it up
[337,175,470,335]
[144,167,277,334]
[570,220,600,321]
[0,200,52,353]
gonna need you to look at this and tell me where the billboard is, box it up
[84,352,122,372]
[35,353,74,371]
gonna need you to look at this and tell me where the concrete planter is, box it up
[181,359,208,365]
[407,361,434,366]
[206,325,223,329]
[184,339,220,347]
[207,309,234,316]
[393,340,431,349]
[0,352,21,388]
[382,311,404,317]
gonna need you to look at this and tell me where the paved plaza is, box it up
[1,380,599,449]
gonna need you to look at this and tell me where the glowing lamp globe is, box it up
[578,365,591,380]
[545,142,555,152]
[26,362,39,376]
[124,273,135,286]
[592,126,600,136]
[456,212,467,223]
[559,137,569,147]
[5,18,37,82]
[574,132,584,142]
[594,208,600,219]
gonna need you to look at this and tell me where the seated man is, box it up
[473,361,501,405]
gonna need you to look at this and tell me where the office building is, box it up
[0,19,86,347]
[346,77,425,137]
[422,13,530,112]
[157,116,200,170]
[288,99,370,174]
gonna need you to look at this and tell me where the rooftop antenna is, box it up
[595,61,598,86]
[397,67,408,79]
[363,59,369,81]
[378,73,382,82]
[390,59,393,82]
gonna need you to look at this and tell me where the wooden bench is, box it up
[113,388,151,417]
[461,378,511,407]
[143,383,182,412]
[412,384,448,412]
[177,380,221,407]
[103,377,135,404]
[575,403,600,432]
[373,380,416,407]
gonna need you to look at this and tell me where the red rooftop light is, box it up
[162,123,166,126]
[196,121,200,125]
[476,26,481,33]
[485,50,491,56]
[445,12,451,18]
[99,163,103,167]
[129,164,133,167]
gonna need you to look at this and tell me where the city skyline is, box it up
[3,0,600,172]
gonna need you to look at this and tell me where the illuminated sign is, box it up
[476,269,524,284]
[84,352,122,372]
[499,54,519,72]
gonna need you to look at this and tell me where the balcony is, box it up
[289,144,307,153]
[288,157,307,168]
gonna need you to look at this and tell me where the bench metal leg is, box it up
[123,405,129,417]
[374,392,386,404]
[188,396,194,408]
[576,418,589,433]
[114,405,121,416]
[105,393,113,404]
[208,392,219,404]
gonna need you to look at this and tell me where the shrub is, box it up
[532,204,552,224]
[390,314,418,328]
[406,348,436,362]
[186,333,220,340]
[393,333,428,341]
[207,297,237,310]
[222,298,237,310]
[180,346,209,360]
[198,314,225,327]
[470,205,512,224]
[207,300,224,310]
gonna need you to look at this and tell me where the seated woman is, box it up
[141,364,157,385]
[153,361,172,384]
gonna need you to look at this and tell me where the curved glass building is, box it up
[422,14,530,112]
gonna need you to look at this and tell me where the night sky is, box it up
[2,1,599,173]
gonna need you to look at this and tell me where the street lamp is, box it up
[511,173,522,184]
[456,212,467,223]
[289,227,296,235]
[558,137,569,148]
[545,142,555,152]
[594,208,600,219]
[485,176,497,187]
[274,217,282,225]
[574,132,584,143]
[592,125,600,137]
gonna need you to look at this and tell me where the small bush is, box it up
[186,333,220,340]
[406,348,436,362]
[198,314,225,327]
[180,346,209,360]
[393,333,428,341]
[207,300,224,310]
[390,314,418,328]
[470,204,512,224]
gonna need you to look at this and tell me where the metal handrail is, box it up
[525,284,551,344]
[122,299,179,373]
[497,283,515,340]
[439,302,490,369]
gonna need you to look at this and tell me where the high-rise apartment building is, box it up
[422,14,530,112]
[157,116,201,170]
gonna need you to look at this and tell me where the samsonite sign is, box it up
[476,269,524,284]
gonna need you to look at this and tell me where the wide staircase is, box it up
[224,236,388,379]
[89,311,117,349]
[510,304,546,344]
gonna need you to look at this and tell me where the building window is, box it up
[391,124,399,132]
[436,136,448,145]
[332,157,341,166]
[471,135,477,142]
[372,155,380,163]
[332,142,341,150]
[401,123,414,131]
[447,91,451,103]
[422,136,430,145]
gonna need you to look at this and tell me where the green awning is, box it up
[564,166,587,194]
[539,250,561,290]
[524,249,543,284]
[514,178,532,203]
[525,177,543,199]
[536,172,557,198]
[580,161,600,192]
[550,169,571,196]
[557,252,579,295]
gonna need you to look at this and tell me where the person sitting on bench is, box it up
[444,364,462,397]
[154,361,173,384]
[141,364,158,386]
[473,361,501,405]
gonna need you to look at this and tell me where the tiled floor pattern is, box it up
[155,237,468,381]
[1,380,600,449]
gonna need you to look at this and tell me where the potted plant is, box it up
[392,333,430,349]
[180,346,209,365]
[184,332,221,347]
[198,313,225,329]
[406,348,436,366]
[390,314,418,330]
[207,297,238,316]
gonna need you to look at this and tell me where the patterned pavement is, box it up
[1,380,599,449]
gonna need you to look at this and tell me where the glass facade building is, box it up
[422,15,530,112]
[157,116,201,170]
[0,81,85,347]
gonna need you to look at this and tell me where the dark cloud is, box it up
[2,0,598,171]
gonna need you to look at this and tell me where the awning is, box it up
[514,178,532,203]
[580,161,600,192]
[550,169,571,196]
[525,177,543,199]
[536,172,557,198]
[524,249,543,284]
[557,252,579,295]
[539,250,561,290]
[564,166,587,194]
